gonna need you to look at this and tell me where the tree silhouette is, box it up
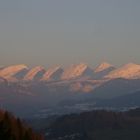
[0,109,44,140]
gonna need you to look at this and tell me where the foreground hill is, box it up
[96,90,140,108]
[44,108,140,140]
[0,109,44,140]
[91,78,140,99]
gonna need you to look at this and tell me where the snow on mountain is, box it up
[94,62,114,73]
[41,66,63,81]
[0,77,8,84]
[24,66,46,81]
[70,81,96,93]
[0,64,28,81]
[0,62,140,82]
[0,66,5,71]
[93,62,115,79]
[105,63,140,79]
[61,63,94,80]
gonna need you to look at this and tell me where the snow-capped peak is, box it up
[94,62,114,73]
[0,64,28,81]
[41,66,63,81]
[121,63,140,69]
[24,66,46,81]
[105,63,140,79]
[61,63,93,80]
[0,64,28,77]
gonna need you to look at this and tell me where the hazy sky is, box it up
[0,0,140,67]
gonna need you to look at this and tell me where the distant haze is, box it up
[0,0,140,67]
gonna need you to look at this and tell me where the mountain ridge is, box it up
[24,66,46,81]
[105,63,140,79]
[0,62,140,82]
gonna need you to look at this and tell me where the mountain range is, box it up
[1,62,140,82]
[0,62,140,117]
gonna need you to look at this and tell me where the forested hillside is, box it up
[0,110,44,140]
[45,108,140,140]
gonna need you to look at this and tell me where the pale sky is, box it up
[0,0,140,67]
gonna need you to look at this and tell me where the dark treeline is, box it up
[45,108,140,140]
[0,110,44,140]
